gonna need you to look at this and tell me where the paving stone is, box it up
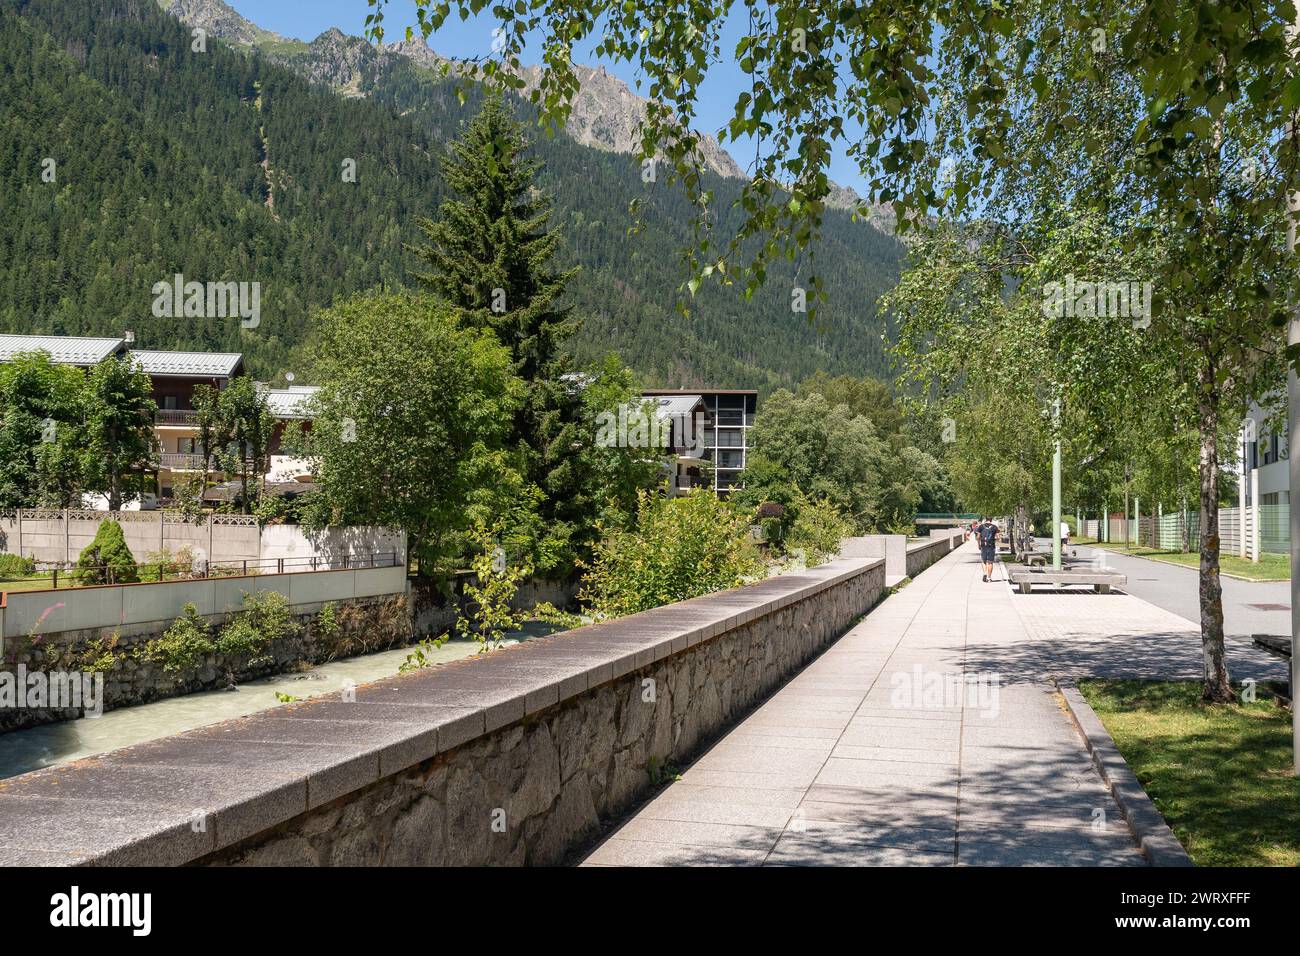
[609,816,782,851]
[579,541,1147,867]
[583,837,768,866]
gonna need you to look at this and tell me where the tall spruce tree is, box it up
[410,96,587,574]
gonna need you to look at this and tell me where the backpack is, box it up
[977,524,997,548]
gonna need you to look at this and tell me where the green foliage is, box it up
[577,489,762,620]
[315,602,339,641]
[576,353,665,532]
[733,389,934,534]
[786,491,852,568]
[215,377,275,515]
[455,525,534,651]
[216,590,300,660]
[144,604,213,674]
[78,356,158,510]
[0,352,93,508]
[402,526,535,670]
[75,520,138,585]
[370,0,1300,334]
[0,553,36,577]
[0,350,157,511]
[301,290,522,575]
[3,0,901,389]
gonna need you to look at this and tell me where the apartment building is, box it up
[641,388,757,495]
[0,333,316,502]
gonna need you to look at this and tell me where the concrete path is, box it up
[583,541,1219,866]
[1071,542,1290,640]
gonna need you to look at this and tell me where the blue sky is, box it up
[228,0,870,194]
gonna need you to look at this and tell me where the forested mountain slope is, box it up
[1,0,903,388]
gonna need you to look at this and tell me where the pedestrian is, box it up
[976,516,1000,582]
[1060,519,1071,555]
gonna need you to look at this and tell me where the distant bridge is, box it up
[915,513,979,528]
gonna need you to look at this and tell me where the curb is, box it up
[1054,679,1194,867]
[1088,546,1284,583]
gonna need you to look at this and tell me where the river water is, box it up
[0,631,543,781]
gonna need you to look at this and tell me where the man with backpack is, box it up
[976,516,1001,582]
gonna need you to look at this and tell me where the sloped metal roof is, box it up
[0,334,123,366]
[651,394,705,419]
[127,350,243,378]
[260,385,320,419]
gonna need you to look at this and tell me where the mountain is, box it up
[1,0,904,390]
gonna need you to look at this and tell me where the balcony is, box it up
[159,453,216,472]
[155,409,200,427]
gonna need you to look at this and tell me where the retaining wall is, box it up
[0,555,899,866]
[0,566,410,732]
[906,528,964,577]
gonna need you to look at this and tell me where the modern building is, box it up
[1240,398,1288,506]
[641,388,757,495]
[0,333,314,504]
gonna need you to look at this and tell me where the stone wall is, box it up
[906,529,964,578]
[207,559,886,867]
[0,566,410,732]
[840,535,908,580]
[0,557,890,866]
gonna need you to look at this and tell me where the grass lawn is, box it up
[1090,541,1290,581]
[0,575,60,593]
[1079,679,1300,866]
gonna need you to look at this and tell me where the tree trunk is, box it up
[1196,361,1234,702]
[1180,494,1190,552]
[1123,478,1130,549]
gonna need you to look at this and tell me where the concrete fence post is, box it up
[1239,455,1248,558]
[1251,467,1261,563]
[64,508,70,564]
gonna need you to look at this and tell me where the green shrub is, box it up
[216,590,300,659]
[578,489,763,620]
[0,553,36,577]
[403,527,532,670]
[143,604,214,673]
[314,602,339,640]
[787,491,853,567]
[76,520,138,585]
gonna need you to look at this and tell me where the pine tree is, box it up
[409,96,587,573]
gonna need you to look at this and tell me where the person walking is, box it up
[1060,519,1071,556]
[976,516,1000,582]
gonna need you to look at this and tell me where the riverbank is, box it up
[0,630,546,780]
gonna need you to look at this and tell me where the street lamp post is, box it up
[1052,398,1062,571]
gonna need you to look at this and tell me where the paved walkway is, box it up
[581,542,1286,866]
[1072,542,1290,640]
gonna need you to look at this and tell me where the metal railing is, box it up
[159,453,216,471]
[155,409,200,426]
[0,550,404,591]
